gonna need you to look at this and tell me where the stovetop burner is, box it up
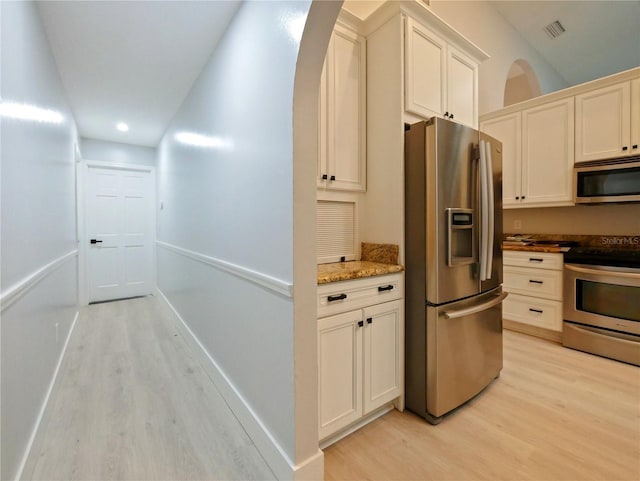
[564,247,640,269]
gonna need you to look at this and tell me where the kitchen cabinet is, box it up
[481,97,574,208]
[503,251,563,341]
[404,17,478,128]
[575,78,640,163]
[317,20,366,192]
[317,274,403,442]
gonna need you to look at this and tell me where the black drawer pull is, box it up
[378,285,394,292]
[358,320,364,328]
[327,293,347,302]
[529,258,543,262]
[529,308,543,314]
[529,280,543,284]
[366,317,373,324]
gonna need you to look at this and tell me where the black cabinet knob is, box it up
[366,317,373,324]
[322,174,328,180]
[450,113,454,119]
[515,196,520,200]
[622,146,628,151]
[358,320,364,328]
[633,145,638,149]
[330,175,336,181]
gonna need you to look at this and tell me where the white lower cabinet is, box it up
[318,275,403,442]
[503,251,563,335]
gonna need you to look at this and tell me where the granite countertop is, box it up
[318,242,404,284]
[318,261,404,284]
[502,244,566,253]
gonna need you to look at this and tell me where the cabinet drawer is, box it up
[318,274,403,318]
[503,293,562,331]
[504,266,562,301]
[503,251,563,270]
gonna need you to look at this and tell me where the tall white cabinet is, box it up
[317,15,367,192]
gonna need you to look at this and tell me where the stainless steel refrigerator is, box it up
[404,117,506,424]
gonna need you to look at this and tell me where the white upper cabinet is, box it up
[318,21,367,192]
[404,17,479,128]
[522,98,575,206]
[575,81,633,163]
[481,113,522,207]
[481,98,574,209]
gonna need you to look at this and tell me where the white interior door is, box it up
[86,165,154,303]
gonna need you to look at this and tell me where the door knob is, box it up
[90,239,103,244]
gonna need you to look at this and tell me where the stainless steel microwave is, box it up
[575,158,640,204]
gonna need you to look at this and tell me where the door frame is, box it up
[78,160,157,305]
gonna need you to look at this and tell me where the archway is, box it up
[291,1,342,479]
[504,59,542,106]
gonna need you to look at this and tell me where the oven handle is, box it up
[565,264,640,279]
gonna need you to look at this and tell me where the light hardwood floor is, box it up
[324,329,640,481]
[24,296,275,481]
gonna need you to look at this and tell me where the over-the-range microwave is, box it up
[575,158,640,204]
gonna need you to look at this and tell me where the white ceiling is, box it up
[37,0,242,147]
[37,1,639,148]
[490,1,640,86]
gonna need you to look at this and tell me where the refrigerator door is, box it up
[425,118,480,304]
[426,288,505,420]
[480,132,503,293]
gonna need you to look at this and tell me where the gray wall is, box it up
[1,2,79,479]
[81,137,156,166]
[156,0,312,471]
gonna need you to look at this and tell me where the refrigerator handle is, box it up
[443,292,508,319]
[485,140,495,280]
[479,140,489,281]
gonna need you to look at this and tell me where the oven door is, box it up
[563,263,640,334]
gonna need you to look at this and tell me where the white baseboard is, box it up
[16,310,79,481]
[156,288,322,481]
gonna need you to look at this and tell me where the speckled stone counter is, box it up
[503,244,565,253]
[318,242,403,284]
[317,261,404,285]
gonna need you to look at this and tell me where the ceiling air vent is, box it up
[544,20,566,39]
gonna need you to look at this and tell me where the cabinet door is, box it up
[481,113,522,207]
[318,310,363,439]
[362,300,403,415]
[522,98,575,207]
[447,46,478,128]
[575,82,631,163]
[631,78,640,155]
[317,55,329,187]
[404,17,446,119]
[324,24,367,192]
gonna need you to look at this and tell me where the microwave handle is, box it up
[565,264,640,280]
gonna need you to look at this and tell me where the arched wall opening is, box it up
[504,59,542,106]
[291,1,342,478]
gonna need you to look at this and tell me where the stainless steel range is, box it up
[563,247,640,366]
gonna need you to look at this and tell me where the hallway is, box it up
[22,296,275,481]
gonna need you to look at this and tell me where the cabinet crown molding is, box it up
[362,0,489,62]
[481,66,640,121]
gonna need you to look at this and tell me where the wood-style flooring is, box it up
[324,329,640,481]
[24,296,275,481]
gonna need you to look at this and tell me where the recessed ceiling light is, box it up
[116,122,129,132]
